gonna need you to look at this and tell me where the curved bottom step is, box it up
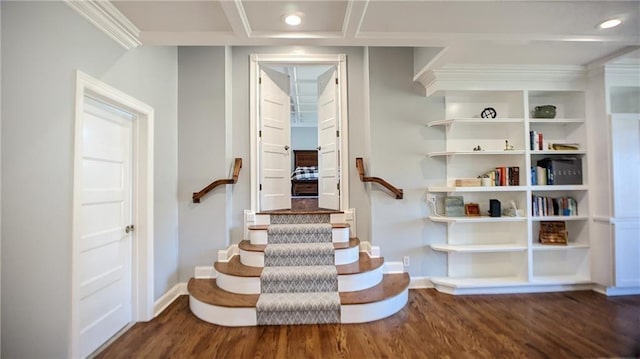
[188,273,410,327]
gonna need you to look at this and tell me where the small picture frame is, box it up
[465,203,480,216]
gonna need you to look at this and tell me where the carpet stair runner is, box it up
[188,210,410,326]
[258,219,341,325]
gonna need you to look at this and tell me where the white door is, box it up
[78,97,133,357]
[317,67,340,210]
[260,68,292,211]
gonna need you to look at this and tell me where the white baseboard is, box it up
[218,245,238,262]
[409,276,434,289]
[593,285,640,296]
[384,261,404,274]
[195,266,218,279]
[153,282,187,317]
[359,241,380,257]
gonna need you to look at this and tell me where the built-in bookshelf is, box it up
[424,86,590,295]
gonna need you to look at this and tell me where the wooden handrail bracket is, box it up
[193,158,242,203]
[355,157,403,199]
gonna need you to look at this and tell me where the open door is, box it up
[317,67,340,210]
[259,68,291,211]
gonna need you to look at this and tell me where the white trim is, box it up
[218,244,239,262]
[219,0,251,39]
[418,65,587,97]
[592,285,640,296]
[409,276,434,289]
[153,283,187,317]
[249,53,350,212]
[341,289,408,324]
[342,0,369,39]
[71,71,154,358]
[383,261,404,274]
[189,296,258,327]
[64,0,141,50]
[194,266,218,279]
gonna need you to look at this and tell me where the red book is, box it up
[538,133,543,150]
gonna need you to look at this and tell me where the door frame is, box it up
[249,53,349,212]
[71,71,155,357]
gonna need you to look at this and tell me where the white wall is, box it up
[1,2,178,357]
[292,127,318,150]
[177,47,229,282]
[368,47,447,278]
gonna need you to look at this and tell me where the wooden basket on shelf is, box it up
[538,221,568,245]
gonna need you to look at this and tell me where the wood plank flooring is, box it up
[95,289,640,358]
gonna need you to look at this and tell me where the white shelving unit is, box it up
[425,87,591,295]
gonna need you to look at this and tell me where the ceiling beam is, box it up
[342,0,369,39]
[220,0,251,39]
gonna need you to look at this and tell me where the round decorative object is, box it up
[481,107,497,119]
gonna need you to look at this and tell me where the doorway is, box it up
[72,71,154,358]
[250,54,349,213]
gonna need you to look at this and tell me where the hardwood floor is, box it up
[96,289,640,358]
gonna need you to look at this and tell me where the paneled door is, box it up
[317,67,340,210]
[78,97,133,357]
[259,68,292,211]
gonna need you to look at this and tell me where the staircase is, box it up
[188,210,410,326]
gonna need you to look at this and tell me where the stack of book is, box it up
[480,167,520,186]
[532,195,578,217]
[530,130,544,151]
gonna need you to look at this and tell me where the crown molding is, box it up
[606,63,640,88]
[65,0,141,50]
[417,64,587,97]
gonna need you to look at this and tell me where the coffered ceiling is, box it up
[73,1,640,65]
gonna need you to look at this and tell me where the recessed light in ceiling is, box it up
[597,18,622,29]
[284,14,302,26]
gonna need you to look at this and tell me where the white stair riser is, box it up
[340,289,409,324]
[249,227,349,245]
[338,266,383,292]
[255,213,346,224]
[217,273,260,295]
[240,246,359,267]
[189,296,257,327]
[216,266,384,295]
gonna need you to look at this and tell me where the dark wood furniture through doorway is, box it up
[291,150,318,196]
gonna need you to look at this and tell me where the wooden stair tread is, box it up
[336,253,385,275]
[238,238,360,252]
[214,256,263,277]
[189,273,410,308]
[214,252,383,277]
[188,278,258,307]
[248,223,349,230]
[339,273,410,305]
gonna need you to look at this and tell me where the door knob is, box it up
[125,225,135,234]
[284,145,290,151]
[317,146,321,151]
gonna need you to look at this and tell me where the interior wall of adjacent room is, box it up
[1,2,178,357]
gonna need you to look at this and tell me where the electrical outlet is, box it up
[403,256,410,267]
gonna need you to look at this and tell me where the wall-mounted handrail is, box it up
[355,157,403,199]
[193,158,242,203]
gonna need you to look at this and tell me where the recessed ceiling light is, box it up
[597,18,622,29]
[284,14,302,26]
